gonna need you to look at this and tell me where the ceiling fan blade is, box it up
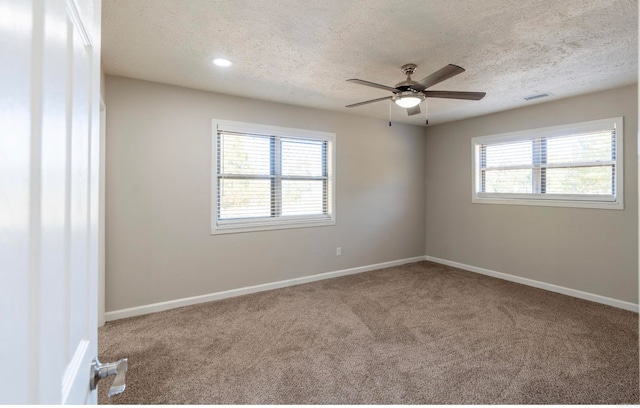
[407,105,421,116]
[345,96,393,108]
[423,90,486,100]
[417,64,465,89]
[347,79,397,93]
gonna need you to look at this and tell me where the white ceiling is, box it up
[101,0,638,126]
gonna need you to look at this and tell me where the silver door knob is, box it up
[90,357,128,397]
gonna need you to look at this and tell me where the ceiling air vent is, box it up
[523,92,553,101]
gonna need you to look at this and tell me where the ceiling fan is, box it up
[346,64,486,122]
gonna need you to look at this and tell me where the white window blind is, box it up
[212,120,335,234]
[472,117,623,209]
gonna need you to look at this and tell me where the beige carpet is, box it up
[98,261,639,404]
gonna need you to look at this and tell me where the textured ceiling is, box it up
[102,0,638,126]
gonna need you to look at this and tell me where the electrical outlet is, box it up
[336,247,342,256]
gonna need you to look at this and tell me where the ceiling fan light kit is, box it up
[346,63,486,123]
[393,91,424,108]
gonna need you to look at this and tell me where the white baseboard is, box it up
[105,255,427,321]
[425,255,639,313]
[105,254,638,321]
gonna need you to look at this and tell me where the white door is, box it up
[0,0,104,404]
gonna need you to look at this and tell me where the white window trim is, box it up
[211,119,336,234]
[471,117,624,210]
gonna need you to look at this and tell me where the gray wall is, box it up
[105,75,426,312]
[425,85,638,304]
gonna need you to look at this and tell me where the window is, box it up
[212,119,335,234]
[472,117,623,209]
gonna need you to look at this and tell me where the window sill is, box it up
[471,196,623,210]
[211,218,336,235]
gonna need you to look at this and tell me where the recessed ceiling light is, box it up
[212,58,232,67]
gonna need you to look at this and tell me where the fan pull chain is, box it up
[389,101,392,126]
[425,100,429,126]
